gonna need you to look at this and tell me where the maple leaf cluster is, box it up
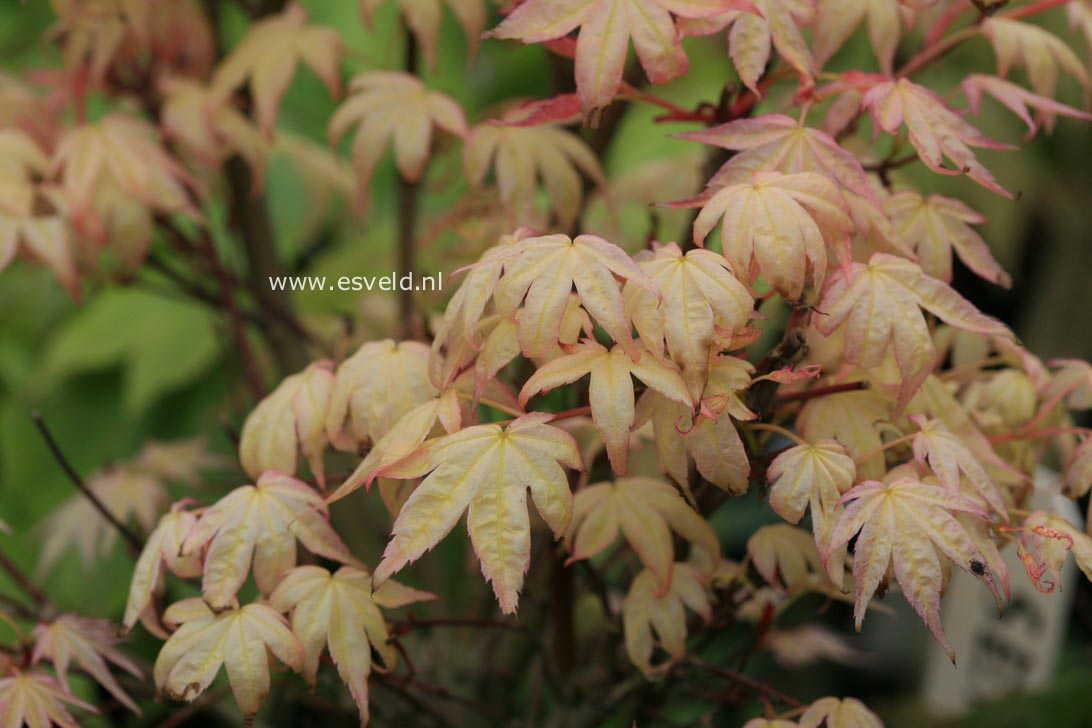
[2,0,1092,726]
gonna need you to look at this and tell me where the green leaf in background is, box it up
[41,289,220,414]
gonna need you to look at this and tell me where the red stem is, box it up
[989,426,1092,445]
[1004,0,1068,21]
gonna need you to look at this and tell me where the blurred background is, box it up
[0,1,1090,726]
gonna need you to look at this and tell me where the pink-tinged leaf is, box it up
[828,477,1002,663]
[862,78,1015,197]
[682,113,880,204]
[817,254,1013,410]
[497,93,583,126]
[962,74,1092,139]
[691,171,853,302]
[489,0,698,113]
[885,190,1011,288]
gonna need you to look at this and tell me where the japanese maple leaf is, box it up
[799,697,883,728]
[637,355,754,493]
[862,78,1014,197]
[490,233,658,361]
[623,562,712,677]
[0,671,96,728]
[122,505,204,636]
[37,465,168,575]
[328,388,463,498]
[521,341,693,474]
[329,71,467,205]
[361,0,486,67]
[489,0,754,113]
[910,415,1008,517]
[367,413,582,613]
[154,599,303,719]
[49,0,147,82]
[981,17,1090,112]
[211,3,341,136]
[31,616,143,714]
[679,0,815,95]
[180,472,355,609]
[681,113,879,203]
[827,477,1004,662]
[568,477,720,591]
[430,230,529,381]
[270,566,435,727]
[463,113,604,227]
[1063,436,1092,498]
[160,77,268,184]
[623,243,753,399]
[961,74,1092,138]
[816,253,1014,409]
[51,114,200,233]
[239,360,334,487]
[690,171,854,302]
[812,0,902,74]
[325,339,436,451]
[885,190,1011,288]
[1018,511,1092,590]
[0,130,75,295]
[767,439,856,587]
[748,524,835,594]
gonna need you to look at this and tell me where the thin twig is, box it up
[775,380,869,404]
[31,412,144,552]
[686,656,804,709]
[0,549,50,613]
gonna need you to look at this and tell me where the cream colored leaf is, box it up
[521,341,692,474]
[370,414,581,613]
[495,233,658,360]
[329,71,466,201]
[122,505,203,635]
[568,477,720,590]
[828,478,1004,663]
[623,563,712,677]
[239,360,334,486]
[326,340,436,451]
[211,3,341,135]
[181,472,354,609]
[269,565,434,726]
[154,599,303,719]
[683,113,878,203]
[691,171,853,301]
[623,242,754,399]
[463,111,605,227]
[799,696,884,728]
[862,78,1014,197]
[748,524,832,594]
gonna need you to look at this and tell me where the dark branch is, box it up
[31,412,144,552]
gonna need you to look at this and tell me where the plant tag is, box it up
[921,469,1080,717]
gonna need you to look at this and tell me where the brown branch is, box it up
[396,34,424,340]
[0,549,50,614]
[775,380,869,404]
[31,412,144,552]
[389,613,529,637]
[686,657,804,709]
[225,158,310,373]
